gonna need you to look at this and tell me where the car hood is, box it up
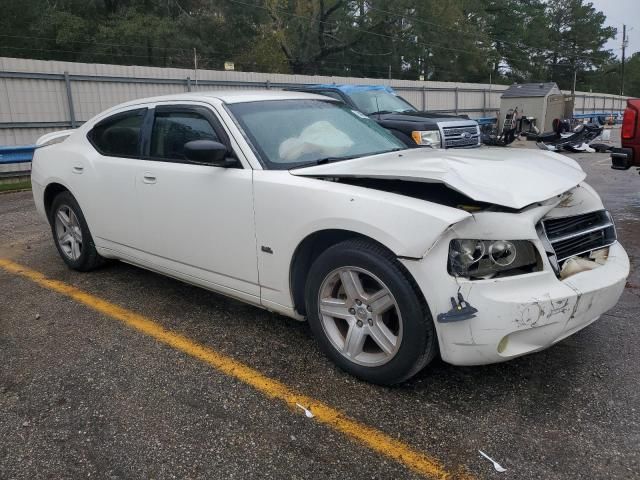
[291,147,586,210]
[376,111,470,123]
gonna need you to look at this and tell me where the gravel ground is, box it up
[1,139,638,479]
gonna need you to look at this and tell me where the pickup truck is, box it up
[611,98,640,170]
[287,84,481,149]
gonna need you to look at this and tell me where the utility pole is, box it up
[193,48,198,87]
[621,24,627,95]
[489,62,495,113]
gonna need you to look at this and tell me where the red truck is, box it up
[612,98,640,170]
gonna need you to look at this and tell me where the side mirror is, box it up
[184,140,235,167]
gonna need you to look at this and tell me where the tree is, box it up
[0,0,629,93]
[545,0,616,90]
[262,0,379,74]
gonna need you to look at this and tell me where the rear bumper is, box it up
[406,242,629,366]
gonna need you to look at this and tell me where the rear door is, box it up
[85,107,147,251]
[133,103,259,299]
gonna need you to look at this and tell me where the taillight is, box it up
[622,107,637,139]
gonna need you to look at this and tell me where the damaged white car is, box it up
[31,91,630,385]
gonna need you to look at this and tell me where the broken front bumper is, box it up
[403,242,629,366]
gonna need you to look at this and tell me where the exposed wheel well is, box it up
[43,183,70,219]
[289,230,400,316]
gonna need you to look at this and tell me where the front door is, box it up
[134,104,259,299]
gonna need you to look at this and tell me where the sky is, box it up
[590,0,640,58]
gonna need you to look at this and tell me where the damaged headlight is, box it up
[448,239,541,278]
[411,130,441,147]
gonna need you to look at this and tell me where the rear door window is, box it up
[88,109,145,157]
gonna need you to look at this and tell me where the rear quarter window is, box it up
[87,109,146,157]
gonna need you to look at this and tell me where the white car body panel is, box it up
[31,90,630,367]
[291,147,587,210]
[252,170,470,311]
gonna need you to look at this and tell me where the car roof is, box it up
[113,89,336,110]
[294,84,397,94]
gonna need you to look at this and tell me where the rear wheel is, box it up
[305,238,437,385]
[49,191,104,271]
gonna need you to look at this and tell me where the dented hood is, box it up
[291,147,586,209]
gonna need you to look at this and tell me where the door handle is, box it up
[142,172,157,184]
[72,165,84,174]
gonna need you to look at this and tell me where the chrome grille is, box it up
[541,210,616,263]
[442,125,480,148]
[443,126,478,136]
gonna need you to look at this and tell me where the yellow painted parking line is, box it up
[0,258,474,480]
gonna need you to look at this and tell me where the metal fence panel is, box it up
[0,56,629,150]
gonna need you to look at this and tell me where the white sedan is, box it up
[31,90,629,385]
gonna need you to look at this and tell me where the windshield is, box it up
[227,99,406,169]
[347,90,417,115]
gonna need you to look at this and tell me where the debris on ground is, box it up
[296,403,315,418]
[478,450,507,473]
[535,123,604,152]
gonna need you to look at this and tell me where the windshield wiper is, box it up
[290,148,406,170]
[292,155,361,169]
[370,110,394,115]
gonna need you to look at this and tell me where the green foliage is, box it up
[0,0,635,96]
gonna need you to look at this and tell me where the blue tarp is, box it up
[0,145,36,164]
[475,117,498,125]
[303,84,397,94]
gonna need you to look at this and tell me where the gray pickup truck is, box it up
[288,84,481,149]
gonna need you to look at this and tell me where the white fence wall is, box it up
[0,56,630,145]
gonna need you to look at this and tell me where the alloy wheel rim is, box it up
[318,266,403,367]
[54,205,83,261]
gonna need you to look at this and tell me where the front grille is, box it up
[541,210,616,263]
[442,124,479,148]
[443,126,478,136]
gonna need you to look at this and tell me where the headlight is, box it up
[411,130,441,147]
[448,239,540,278]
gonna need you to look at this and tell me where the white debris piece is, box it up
[296,403,315,418]
[479,450,507,473]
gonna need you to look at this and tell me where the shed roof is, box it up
[501,82,561,98]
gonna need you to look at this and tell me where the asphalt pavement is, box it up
[1,144,638,479]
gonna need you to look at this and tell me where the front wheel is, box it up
[305,238,437,385]
[49,191,104,271]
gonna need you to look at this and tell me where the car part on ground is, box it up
[31,90,630,384]
[536,122,603,152]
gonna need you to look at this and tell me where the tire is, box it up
[305,238,437,385]
[49,191,104,271]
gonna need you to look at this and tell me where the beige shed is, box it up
[499,82,572,132]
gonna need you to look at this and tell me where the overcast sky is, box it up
[589,0,639,57]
